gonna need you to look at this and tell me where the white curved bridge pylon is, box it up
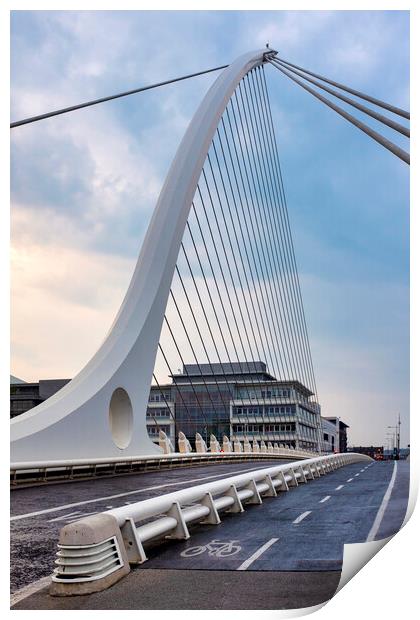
[11,48,277,462]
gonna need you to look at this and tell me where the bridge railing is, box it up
[49,452,373,596]
[10,448,315,487]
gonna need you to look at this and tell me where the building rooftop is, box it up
[10,375,26,384]
[172,361,271,378]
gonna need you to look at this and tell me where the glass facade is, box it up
[148,362,322,451]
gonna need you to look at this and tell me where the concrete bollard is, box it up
[159,430,174,454]
[243,437,252,453]
[233,438,243,453]
[195,433,208,454]
[223,435,232,452]
[252,441,260,454]
[178,431,192,453]
[260,440,267,454]
[50,513,130,596]
[267,442,273,454]
[210,434,221,453]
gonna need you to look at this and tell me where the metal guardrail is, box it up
[50,452,372,595]
[10,448,315,487]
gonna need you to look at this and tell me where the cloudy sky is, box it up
[10,10,409,447]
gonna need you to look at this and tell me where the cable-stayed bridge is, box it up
[10,48,409,464]
[10,48,410,607]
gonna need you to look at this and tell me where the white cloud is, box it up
[11,227,135,381]
[10,11,409,449]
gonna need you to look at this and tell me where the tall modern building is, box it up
[147,361,322,452]
[10,362,325,452]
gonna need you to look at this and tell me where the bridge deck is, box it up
[11,460,410,610]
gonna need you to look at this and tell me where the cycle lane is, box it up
[140,461,400,572]
[10,460,284,593]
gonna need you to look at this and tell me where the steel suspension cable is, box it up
[204,153,271,384]
[276,56,410,120]
[269,61,409,165]
[215,118,284,384]
[244,70,317,396]
[234,79,310,391]
[259,66,320,402]
[163,313,216,436]
[259,66,323,449]
[151,372,179,439]
[168,284,226,426]
[10,64,229,128]
[234,74,316,451]
[212,117,288,443]
[203,154,269,446]
[177,246,238,420]
[243,70,315,395]
[202,152,270,443]
[225,97,297,388]
[272,59,409,138]
[195,180,270,444]
[185,217,257,439]
[157,342,199,441]
[190,198,259,443]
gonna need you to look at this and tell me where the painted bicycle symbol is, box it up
[180,539,242,558]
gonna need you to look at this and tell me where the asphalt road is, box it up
[10,459,285,593]
[11,459,410,610]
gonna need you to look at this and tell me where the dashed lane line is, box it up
[335,485,344,490]
[347,478,354,482]
[293,511,312,524]
[236,538,279,570]
[10,464,273,522]
[319,495,331,503]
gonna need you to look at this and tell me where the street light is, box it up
[387,414,401,459]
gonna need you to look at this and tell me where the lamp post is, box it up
[388,415,401,459]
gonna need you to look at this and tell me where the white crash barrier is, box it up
[50,452,373,595]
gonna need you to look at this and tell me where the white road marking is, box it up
[335,485,344,490]
[366,461,398,542]
[355,473,360,476]
[236,538,279,570]
[293,511,312,524]
[11,464,273,522]
[347,478,353,482]
[11,575,52,607]
[48,510,98,523]
[47,510,83,523]
[319,495,331,503]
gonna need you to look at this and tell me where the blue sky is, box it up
[10,10,409,447]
